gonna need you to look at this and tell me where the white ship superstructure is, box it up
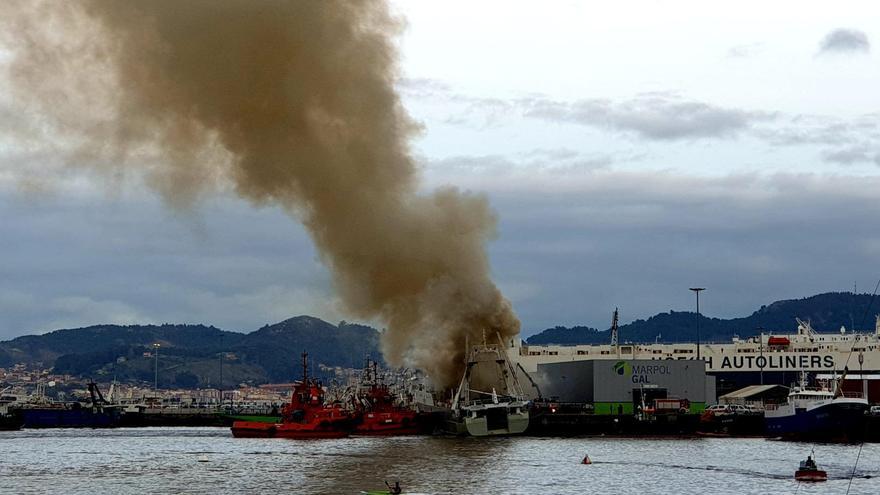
[513,317,880,379]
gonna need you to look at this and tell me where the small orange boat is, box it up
[231,352,352,439]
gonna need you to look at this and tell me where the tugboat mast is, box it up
[301,351,309,383]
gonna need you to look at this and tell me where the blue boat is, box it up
[20,406,120,428]
[18,382,121,429]
[764,374,868,441]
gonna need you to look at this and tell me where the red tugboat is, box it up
[352,361,420,436]
[231,352,352,439]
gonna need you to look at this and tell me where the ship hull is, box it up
[274,423,349,439]
[463,408,529,437]
[230,421,277,438]
[230,420,349,439]
[0,412,24,431]
[20,408,120,428]
[765,399,868,441]
[354,415,421,436]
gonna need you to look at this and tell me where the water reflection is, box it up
[1,428,879,494]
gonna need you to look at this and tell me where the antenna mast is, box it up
[301,351,308,383]
[610,307,620,347]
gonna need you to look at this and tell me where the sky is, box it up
[2,1,880,339]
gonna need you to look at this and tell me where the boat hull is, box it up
[0,412,24,431]
[354,423,421,436]
[464,409,529,437]
[230,421,277,438]
[795,469,827,482]
[230,420,349,439]
[354,412,420,436]
[20,408,120,428]
[274,423,348,439]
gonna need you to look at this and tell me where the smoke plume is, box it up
[0,0,519,386]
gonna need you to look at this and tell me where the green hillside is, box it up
[0,317,381,387]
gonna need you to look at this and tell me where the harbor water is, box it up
[1,428,879,494]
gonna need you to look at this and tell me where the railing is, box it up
[464,396,522,407]
[839,392,864,399]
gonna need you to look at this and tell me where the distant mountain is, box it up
[0,317,381,388]
[0,324,234,367]
[234,316,381,382]
[5,292,878,386]
[526,292,880,345]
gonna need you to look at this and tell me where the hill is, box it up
[5,292,878,386]
[526,292,880,345]
[0,317,381,387]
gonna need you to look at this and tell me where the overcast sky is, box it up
[2,1,880,339]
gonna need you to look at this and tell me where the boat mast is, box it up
[301,351,309,383]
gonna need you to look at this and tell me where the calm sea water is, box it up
[1,428,878,494]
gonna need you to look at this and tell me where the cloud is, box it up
[400,79,777,141]
[3,164,880,338]
[726,43,764,59]
[478,167,880,333]
[422,149,618,189]
[0,190,341,338]
[752,113,880,166]
[818,28,870,54]
[396,77,453,98]
[822,146,880,166]
[520,93,773,140]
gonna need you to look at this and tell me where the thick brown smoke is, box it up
[0,0,518,386]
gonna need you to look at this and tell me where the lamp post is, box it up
[860,349,866,399]
[153,343,161,391]
[689,288,705,361]
[758,328,764,385]
[218,332,224,408]
[218,351,224,408]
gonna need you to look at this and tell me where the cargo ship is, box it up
[231,352,352,439]
[514,316,880,395]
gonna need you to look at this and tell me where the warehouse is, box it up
[532,359,716,415]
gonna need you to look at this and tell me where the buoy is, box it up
[582,455,592,465]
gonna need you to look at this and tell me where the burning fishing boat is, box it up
[446,333,530,436]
